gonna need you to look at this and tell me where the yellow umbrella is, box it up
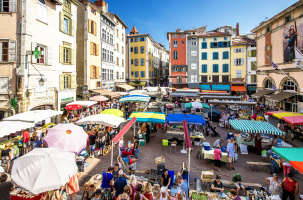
[101,109,123,117]
[273,112,303,119]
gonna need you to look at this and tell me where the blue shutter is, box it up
[241,58,245,65]
[218,42,222,47]
[228,41,230,47]
[234,59,237,66]
[211,42,213,48]
[202,42,207,49]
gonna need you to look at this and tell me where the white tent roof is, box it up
[208,100,257,106]
[116,92,129,96]
[66,101,97,107]
[76,114,125,128]
[3,110,63,123]
[0,121,35,137]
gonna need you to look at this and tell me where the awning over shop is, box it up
[129,82,146,87]
[229,120,285,136]
[3,110,63,123]
[203,96,241,100]
[66,101,97,107]
[76,114,125,128]
[199,92,230,96]
[184,102,210,109]
[211,84,231,91]
[273,148,303,173]
[272,112,303,119]
[0,121,35,137]
[200,84,211,90]
[187,83,201,89]
[251,89,273,98]
[208,100,256,106]
[119,95,151,102]
[231,86,246,92]
[247,84,257,91]
[169,92,198,97]
[116,84,135,91]
[128,112,165,124]
[266,91,296,102]
[265,111,286,116]
[282,116,303,126]
[92,89,120,98]
[166,114,206,126]
[175,89,200,93]
[113,117,136,144]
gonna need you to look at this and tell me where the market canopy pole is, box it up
[183,119,192,185]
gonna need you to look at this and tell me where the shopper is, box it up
[118,185,131,200]
[117,156,125,170]
[157,186,171,200]
[67,173,79,200]
[161,169,171,189]
[89,133,97,157]
[230,189,240,200]
[282,173,299,200]
[1,143,11,173]
[212,139,224,148]
[91,189,102,200]
[227,138,235,170]
[134,184,147,200]
[255,133,262,154]
[118,138,124,156]
[265,173,282,195]
[0,174,14,200]
[210,175,224,192]
[232,173,245,195]
[22,129,30,154]
[214,145,222,171]
[101,166,114,189]
[143,182,153,200]
[282,159,291,177]
[114,170,128,199]
[178,175,189,198]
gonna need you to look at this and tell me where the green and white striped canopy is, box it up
[229,120,285,136]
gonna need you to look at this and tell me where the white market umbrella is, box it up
[76,114,125,128]
[11,147,77,194]
[192,101,203,109]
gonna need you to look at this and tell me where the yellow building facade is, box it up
[230,44,246,80]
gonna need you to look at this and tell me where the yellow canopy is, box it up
[273,112,303,119]
[129,82,146,86]
[128,112,165,124]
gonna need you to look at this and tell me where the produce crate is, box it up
[78,161,89,172]
[155,156,165,165]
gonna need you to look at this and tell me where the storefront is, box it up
[246,84,257,95]
[58,89,76,112]
[102,82,115,92]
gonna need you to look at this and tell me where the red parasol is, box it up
[65,104,82,110]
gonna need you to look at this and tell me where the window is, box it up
[110,51,113,62]
[122,72,124,79]
[224,36,227,41]
[135,59,138,66]
[234,58,244,66]
[102,48,105,60]
[107,50,109,61]
[173,34,178,38]
[222,75,229,83]
[248,50,257,57]
[63,17,70,34]
[106,32,109,42]
[116,29,119,37]
[140,58,144,66]
[222,64,229,72]
[177,76,182,83]
[266,26,271,33]
[201,52,207,60]
[182,41,184,44]
[134,47,138,54]
[251,62,257,70]
[134,37,139,42]
[203,38,206,42]
[285,15,291,23]
[102,69,106,80]
[201,64,207,73]
[212,75,219,83]
[110,70,113,80]
[211,42,218,48]
[88,20,97,35]
[63,47,71,63]
[135,71,139,78]
[265,79,273,89]
[213,52,218,60]
[214,37,217,41]
[122,59,124,67]
[0,0,16,12]
[140,37,145,41]
[141,71,145,78]
[36,45,45,63]
[223,51,229,59]
[90,42,99,56]
[91,8,96,14]
[131,71,134,76]
[181,34,185,38]
[173,51,178,59]
[130,38,133,42]
[236,70,242,78]
[152,71,154,77]
[149,59,151,66]
[0,77,9,94]
[122,46,124,54]
[122,34,124,41]
[234,48,245,53]
[283,80,297,91]
[90,65,97,79]
[0,41,8,62]
[116,72,119,80]
[191,39,197,46]
[140,46,144,53]
[213,64,219,73]
[201,42,207,49]
[116,43,119,52]
[191,51,197,56]
[251,75,257,83]
[102,29,106,40]
[173,41,178,48]
[37,0,47,23]
[130,47,133,52]
[222,42,229,47]
[201,76,207,83]
[131,59,133,64]
[116,57,119,66]
[63,74,71,89]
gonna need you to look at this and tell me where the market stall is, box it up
[76,114,125,128]
[3,110,62,123]
[272,147,303,173]
[101,108,123,117]
[128,112,165,124]
[89,95,108,102]
[0,121,35,138]
[66,101,97,107]
[119,95,151,103]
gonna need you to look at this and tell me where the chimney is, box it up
[236,23,239,36]
[94,0,108,13]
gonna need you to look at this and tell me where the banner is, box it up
[283,19,303,61]
[295,47,303,68]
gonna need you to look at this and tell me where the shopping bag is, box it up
[261,150,267,157]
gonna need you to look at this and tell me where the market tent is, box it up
[66,101,97,107]
[187,83,201,89]
[170,92,198,97]
[272,112,303,119]
[101,109,123,117]
[116,84,135,91]
[90,96,108,102]
[129,90,146,95]
[229,120,285,136]
[116,92,129,96]
[175,89,200,93]
[251,89,274,98]
[282,116,303,126]
[211,84,231,91]
[119,95,151,102]
[265,111,286,115]
[128,112,165,124]
[3,110,62,123]
[113,117,137,144]
[184,102,210,109]
[76,114,125,128]
[202,96,241,100]
[200,84,211,90]
[0,121,35,137]
[199,91,229,95]
[129,81,146,87]
[208,100,256,106]
[265,91,296,102]
[92,89,120,98]
[166,114,206,126]
[272,148,303,173]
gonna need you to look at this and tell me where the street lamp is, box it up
[38,76,45,87]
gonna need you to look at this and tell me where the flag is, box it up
[273,84,277,92]
[265,55,278,69]
[295,47,303,68]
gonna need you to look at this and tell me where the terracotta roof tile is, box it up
[130,26,139,34]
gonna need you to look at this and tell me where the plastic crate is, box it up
[78,161,89,172]
[162,139,168,146]
[139,139,146,146]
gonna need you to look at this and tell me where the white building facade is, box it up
[246,44,257,95]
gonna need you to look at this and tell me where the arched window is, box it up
[282,79,297,91]
[39,0,46,4]
[265,79,273,89]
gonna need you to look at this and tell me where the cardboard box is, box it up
[155,156,165,165]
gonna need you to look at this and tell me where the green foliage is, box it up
[10,98,18,110]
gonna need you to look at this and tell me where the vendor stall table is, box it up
[82,174,102,200]
[202,149,228,163]
[122,148,134,156]
[10,194,42,200]
[247,161,270,172]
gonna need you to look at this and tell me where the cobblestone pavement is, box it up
[76,110,303,199]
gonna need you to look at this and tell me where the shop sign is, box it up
[61,97,74,102]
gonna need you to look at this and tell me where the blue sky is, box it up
[99,0,298,48]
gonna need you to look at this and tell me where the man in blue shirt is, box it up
[101,166,114,189]
[178,175,189,199]
[114,170,128,198]
[227,138,235,170]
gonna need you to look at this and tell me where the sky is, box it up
[97,0,298,48]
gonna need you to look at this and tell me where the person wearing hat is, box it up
[265,173,282,195]
[285,25,297,61]
[214,145,222,171]
[0,173,14,200]
[211,175,224,193]
[1,143,11,173]
[156,186,171,200]
[91,189,102,200]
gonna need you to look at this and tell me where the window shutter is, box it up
[93,22,97,35]
[218,42,222,47]
[210,42,213,48]
[96,67,99,79]
[90,66,94,79]
[234,59,237,65]
[9,40,17,62]
[241,58,244,65]
[90,42,94,55]
[248,51,251,57]
[31,42,37,63]
[59,75,64,90]
[71,75,76,89]
[241,48,244,52]
[88,19,91,33]
[228,41,230,47]
[59,11,64,32]
[9,0,17,12]
[59,46,64,63]
[96,44,99,56]
[71,49,75,65]
[71,19,75,36]
[47,46,52,65]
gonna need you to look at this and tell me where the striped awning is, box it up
[229,120,285,136]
